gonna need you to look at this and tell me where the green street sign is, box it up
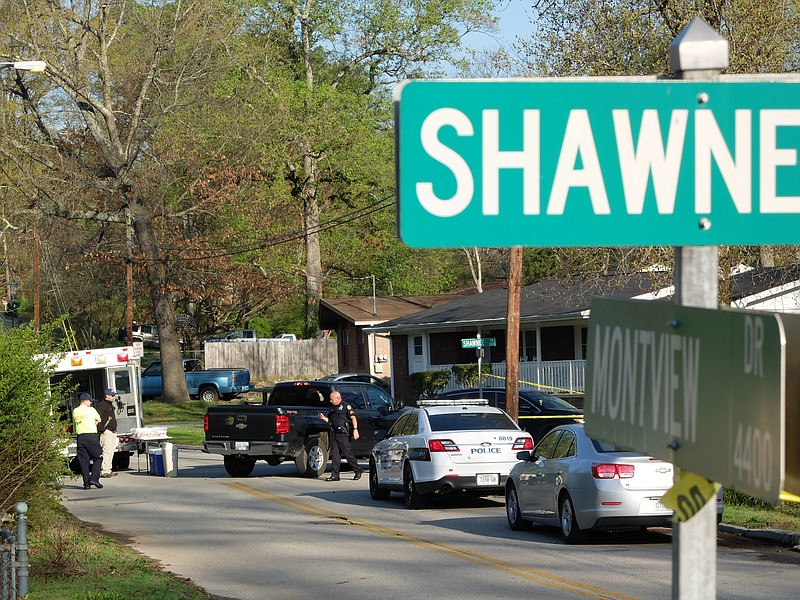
[584,298,798,503]
[395,76,800,248]
[461,337,496,349]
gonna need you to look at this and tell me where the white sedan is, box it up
[505,424,724,543]
[369,399,534,508]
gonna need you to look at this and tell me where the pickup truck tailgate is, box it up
[205,406,278,441]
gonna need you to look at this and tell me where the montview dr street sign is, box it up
[395,76,800,248]
[585,298,800,503]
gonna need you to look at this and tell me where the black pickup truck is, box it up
[204,380,408,477]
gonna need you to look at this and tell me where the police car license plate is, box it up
[476,473,499,486]
[234,442,249,451]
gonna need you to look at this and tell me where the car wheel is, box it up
[223,454,256,477]
[369,459,390,500]
[295,436,328,478]
[403,463,428,509]
[68,456,81,475]
[111,452,131,471]
[559,493,588,544]
[199,385,220,403]
[506,483,532,531]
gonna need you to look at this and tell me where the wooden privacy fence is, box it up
[204,339,338,384]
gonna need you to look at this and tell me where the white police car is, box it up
[368,399,534,508]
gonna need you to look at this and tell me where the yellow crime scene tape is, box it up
[486,373,581,396]
[780,491,800,503]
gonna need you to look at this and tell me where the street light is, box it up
[1,59,46,329]
[0,60,47,73]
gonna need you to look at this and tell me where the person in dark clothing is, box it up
[318,391,364,481]
[97,388,119,478]
[72,393,103,489]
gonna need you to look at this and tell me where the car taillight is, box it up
[276,414,290,435]
[512,437,533,450]
[203,414,208,433]
[592,463,635,479]
[429,439,459,452]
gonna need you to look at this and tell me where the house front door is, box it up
[408,334,426,374]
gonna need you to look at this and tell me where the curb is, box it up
[719,523,800,550]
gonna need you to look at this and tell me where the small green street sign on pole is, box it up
[585,298,799,504]
[394,75,800,249]
[461,337,496,349]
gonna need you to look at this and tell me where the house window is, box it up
[413,336,423,356]
[341,330,349,346]
[580,326,588,360]
[519,330,538,361]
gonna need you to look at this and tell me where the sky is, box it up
[463,0,535,53]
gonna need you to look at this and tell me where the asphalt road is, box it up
[60,448,800,600]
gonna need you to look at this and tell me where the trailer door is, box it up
[107,366,141,435]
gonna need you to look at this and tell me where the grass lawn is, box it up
[28,501,212,599]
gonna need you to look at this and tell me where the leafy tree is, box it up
[0,324,69,512]
[0,0,245,401]
[506,0,800,290]
[231,0,499,337]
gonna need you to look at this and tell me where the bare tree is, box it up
[1,0,238,401]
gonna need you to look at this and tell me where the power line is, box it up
[149,193,396,263]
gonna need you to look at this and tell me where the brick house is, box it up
[318,294,460,384]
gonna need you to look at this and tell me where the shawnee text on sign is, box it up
[395,77,800,248]
[584,298,800,503]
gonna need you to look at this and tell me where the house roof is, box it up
[368,267,800,333]
[320,294,461,327]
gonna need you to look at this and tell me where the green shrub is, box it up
[451,363,493,388]
[409,370,452,400]
[0,324,70,513]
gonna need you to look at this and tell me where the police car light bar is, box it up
[417,399,489,407]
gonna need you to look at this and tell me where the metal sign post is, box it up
[669,18,727,600]
[461,336,497,397]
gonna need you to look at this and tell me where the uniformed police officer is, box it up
[72,392,104,489]
[318,391,364,481]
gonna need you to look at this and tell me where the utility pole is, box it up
[669,17,727,600]
[505,246,522,421]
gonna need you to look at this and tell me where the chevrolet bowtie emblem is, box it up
[235,423,247,430]
[656,467,671,474]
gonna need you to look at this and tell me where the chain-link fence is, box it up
[1,502,28,600]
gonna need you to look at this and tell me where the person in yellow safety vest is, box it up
[72,393,104,489]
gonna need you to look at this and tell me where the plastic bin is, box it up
[161,442,178,477]
[148,448,165,476]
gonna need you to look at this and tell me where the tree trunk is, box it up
[131,199,189,403]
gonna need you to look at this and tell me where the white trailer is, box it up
[47,346,144,471]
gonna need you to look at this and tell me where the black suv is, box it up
[435,387,583,442]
